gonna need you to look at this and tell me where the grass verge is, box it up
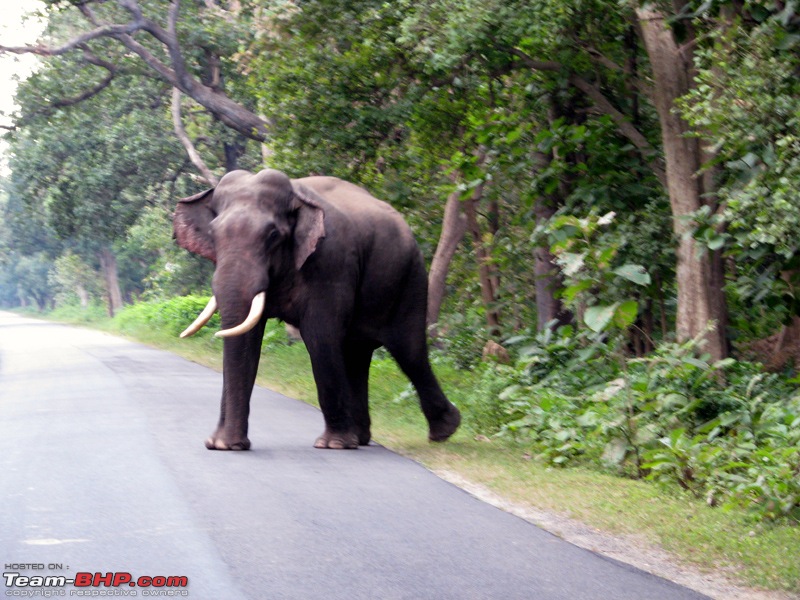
[37,307,800,596]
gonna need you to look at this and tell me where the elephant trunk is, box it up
[215,291,267,338]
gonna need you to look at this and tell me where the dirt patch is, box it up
[433,469,798,600]
[739,319,800,372]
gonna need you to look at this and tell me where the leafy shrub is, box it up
[114,295,295,347]
[48,301,108,324]
[435,309,490,369]
[114,295,222,338]
[455,363,521,436]
[487,328,800,522]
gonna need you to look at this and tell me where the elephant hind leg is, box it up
[380,262,461,441]
[383,331,461,442]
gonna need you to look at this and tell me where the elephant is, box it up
[173,168,461,451]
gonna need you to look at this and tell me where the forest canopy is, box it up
[2,0,799,362]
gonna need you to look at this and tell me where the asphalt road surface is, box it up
[0,312,710,600]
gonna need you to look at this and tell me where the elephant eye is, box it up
[264,225,281,250]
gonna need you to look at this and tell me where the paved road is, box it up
[0,312,709,599]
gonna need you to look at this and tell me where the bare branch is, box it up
[117,0,145,21]
[567,74,666,187]
[113,30,178,83]
[164,0,195,90]
[0,20,146,57]
[171,87,219,186]
[579,43,655,100]
[168,0,181,34]
[6,46,119,129]
[49,47,118,108]
[506,47,562,72]
[0,0,270,142]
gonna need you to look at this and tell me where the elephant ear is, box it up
[291,183,326,270]
[174,189,217,263]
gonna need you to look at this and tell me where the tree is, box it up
[50,252,103,307]
[0,176,62,309]
[0,0,268,141]
[678,1,800,356]
[634,5,726,360]
[8,62,193,314]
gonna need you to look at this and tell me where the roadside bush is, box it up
[114,295,294,347]
[48,301,109,324]
[493,329,800,523]
[434,308,491,369]
[455,363,521,436]
[114,295,221,338]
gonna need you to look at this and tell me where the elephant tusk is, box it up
[215,292,266,338]
[179,296,218,338]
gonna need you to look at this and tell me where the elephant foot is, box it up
[205,432,251,451]
[313,429,359,450]
[428,404,461,442]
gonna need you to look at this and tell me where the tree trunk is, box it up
[531,146,572,332]
[427,187,468,329]
[636,7,727,361]
[224,140,246,172]
[463,189,501,337]
[99,247,123,317]
[76,284,90,308]
[533,197,572,332]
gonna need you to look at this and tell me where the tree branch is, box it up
[506,47,562,73]
[49,47,118,108]
[0,21,146,57]
[171,87,219,186]
[578,43,655,100]
[567,74,666,187]
[508,46,666,188]
[1,0,271,142]
[7,46,119,128]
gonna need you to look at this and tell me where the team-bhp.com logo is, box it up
[4,570,189,597]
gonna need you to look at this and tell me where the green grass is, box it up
[31,307,800,595]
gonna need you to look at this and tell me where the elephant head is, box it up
[173,169,326,338]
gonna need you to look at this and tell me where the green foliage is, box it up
[476,330,800,523]
[540,211,652,334]
[117,206,213,300]
[49,251,104,307]
[435,308,492,369]
[113,295,293,350]
[12,253,53,310]
[114,296,222,339]
[48,301,109,324]
[679,12,800,340]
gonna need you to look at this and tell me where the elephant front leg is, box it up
[206,328,264,451]
[206,386,252,451]
[343,339,376,446]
